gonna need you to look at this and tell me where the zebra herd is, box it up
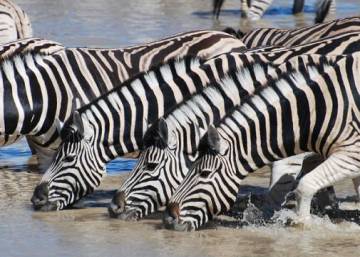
[1,0,360,232]
[213,0,336,23]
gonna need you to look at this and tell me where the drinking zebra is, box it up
[164,54,360,231]
[213,0,335,23]
[0,0,32,43]
[0,31,245,167]
[109,29,360,220]
[31,29,360,212]
[228,16,360,49]
[108,54,330,220]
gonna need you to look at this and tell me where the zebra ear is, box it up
[157,118,168,145]
[73,111,85,136]
[72,97,82,112]
[55,118,64,135]
[207,125,221,152]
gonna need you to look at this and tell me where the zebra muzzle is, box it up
[31,182,58,211]
[108,190,127,218]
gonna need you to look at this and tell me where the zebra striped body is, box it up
[165,54,360,231]
[108,59,281,220]
[240,16,360,49]
[108,30,360,220]
[32,29,360,211]
[213,0,335,23]
[0,31,245,162]
[0,0,32,43]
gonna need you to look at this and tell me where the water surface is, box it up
[1,0,360,256]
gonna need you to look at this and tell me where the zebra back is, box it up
[0,0,32,43]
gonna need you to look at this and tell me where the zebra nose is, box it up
[31,183,49,209]
[108,190,126,218]
[163,202,180,228]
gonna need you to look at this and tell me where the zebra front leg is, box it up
[295,150,360,220]
[247,0,274,20]
[292,0,305,14]
[352,177,360,202]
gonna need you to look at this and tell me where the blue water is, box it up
[0,139,137,174]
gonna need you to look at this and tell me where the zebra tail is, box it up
[315,0,332,24]
[292,0,305,14]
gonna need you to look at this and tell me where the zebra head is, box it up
[163,126,241,231]
[31,111,106,211]
[108,118,193,220]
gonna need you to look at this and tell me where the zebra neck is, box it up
[224,59,351,177]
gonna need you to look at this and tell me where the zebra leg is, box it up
[213,0,225,18]
[270,153,312,189]
[315,0,336,24]
[295,150,360,220]
[248,0,274,20]
[352,177,360,202]
[292,0,305,14]
[240,0,250,18]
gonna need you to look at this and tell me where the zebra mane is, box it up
[0,38,64,62]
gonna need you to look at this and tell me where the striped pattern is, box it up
[241,16,360,49]
[32,30,360,211]
[0,0,32,43]
[166,54,360,231]
[213,0,335,22]
[108,31,360,220]
[0,31,245,159]
[108,60,280,219]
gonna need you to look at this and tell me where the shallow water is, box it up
[1,0,360,256]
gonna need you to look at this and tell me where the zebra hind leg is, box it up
[213,0,225,19]
[294,150,360,222]
[315,0,335,24]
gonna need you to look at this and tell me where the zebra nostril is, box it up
[108,191,126,218]
[31,183,49,209]
[163,202,180,228]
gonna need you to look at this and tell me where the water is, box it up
[1,0,360,256]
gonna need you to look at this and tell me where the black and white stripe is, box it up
[0,31,245,163]
[165,54,360,231]
[0,0,32,43]
[240,16,360,49]
[213,0,335,22]
[32,29,360,211]
[108,59,282,220]
[108,30,360,220]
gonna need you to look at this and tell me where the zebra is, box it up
[108,58,283,219]
[228,16,360,49]
[0,0,32,43]
[108,53,335,220]
[108,30,360,220]
[213,0,335,23]
[32,29,360,212]
[0,31,245,167]
[164,54,360,231]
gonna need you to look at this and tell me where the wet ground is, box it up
[1,0,360,256]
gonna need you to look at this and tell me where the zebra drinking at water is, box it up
[108,54,332,220]
[31,29,360,212]
[164,54,360,231]
[0,0,32,43]
[213,0,335,23]
[0,31,245,167]
[108,30,360,220]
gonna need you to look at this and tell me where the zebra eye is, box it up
[199,170,211,178]
[144,162,158,171]
[64,155,76,162]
